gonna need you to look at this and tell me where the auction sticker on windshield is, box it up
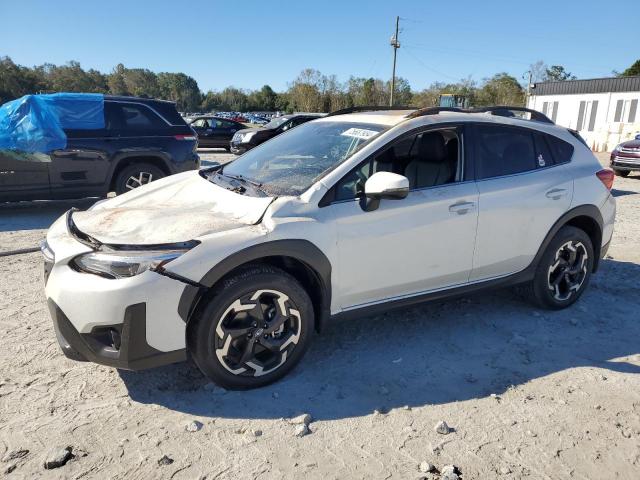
[341,128,379,140]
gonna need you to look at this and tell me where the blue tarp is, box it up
[0,93,105,153]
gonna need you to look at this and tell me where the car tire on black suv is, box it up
[114,163,165,195]
[188,264,313,389]
[528,226,594,310]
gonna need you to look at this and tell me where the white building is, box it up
[527,76,640,152]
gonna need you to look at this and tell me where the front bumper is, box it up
[49,299,186,370]
[44,213,191,370]
[229,140,254,155]
[611,155,640,171]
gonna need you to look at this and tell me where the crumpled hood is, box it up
[71,171,274,245]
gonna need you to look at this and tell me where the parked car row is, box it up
[1,95,199,202]
[230,113,325,154]
[187,112,325,154]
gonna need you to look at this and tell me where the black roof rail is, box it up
[406,105,554,124]
[405,107,464,118]
[326,105,417,117]
[470,106,554,124]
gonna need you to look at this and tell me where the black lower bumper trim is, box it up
[48,300,186,370]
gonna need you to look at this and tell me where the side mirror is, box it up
[361,172,409,211]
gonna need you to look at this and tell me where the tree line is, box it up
[2,56,638,113]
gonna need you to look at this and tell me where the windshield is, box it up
[221,121,386,196]
[263,116,291,129]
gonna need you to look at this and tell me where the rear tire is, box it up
[527,226,594,310]
[114,163,165,195]
[188,265,313,390]
[613,169,629,177]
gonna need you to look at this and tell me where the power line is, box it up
[403,47,460,82]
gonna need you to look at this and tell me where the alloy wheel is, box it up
[547,240,589,301]
[214,289,302,377]
[125,171,153,190]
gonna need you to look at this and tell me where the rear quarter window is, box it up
[151,101,187,126]
[545,134,574,164]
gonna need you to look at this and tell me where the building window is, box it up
[541,101,558,122]
[614,99,639,123]
[577,101,598,132]
[630,99,638,123]
[577,101,586,131]
[614,100,623,122]
[588,100,598,131]
[551,101,558,122]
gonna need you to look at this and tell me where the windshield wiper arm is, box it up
[220,172,264,189]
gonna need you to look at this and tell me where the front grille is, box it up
[620,147,640,154]
[614,156,640,165]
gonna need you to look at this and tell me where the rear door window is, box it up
[474,125,537,179]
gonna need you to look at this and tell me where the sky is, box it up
[1,0,638,93]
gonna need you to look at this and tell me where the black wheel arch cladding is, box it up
[177,239,332,333]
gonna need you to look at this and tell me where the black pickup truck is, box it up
[0,96,199,202]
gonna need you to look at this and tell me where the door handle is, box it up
[449,201,476,215]
[545,188,568,200]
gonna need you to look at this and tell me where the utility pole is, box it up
[389,16,400,106]
[524,70,533,107]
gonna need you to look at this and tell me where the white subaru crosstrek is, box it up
[42,106,616,389]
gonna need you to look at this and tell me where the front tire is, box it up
[528,226,594,310]
[114,163,165,195]
[188,265,313,389]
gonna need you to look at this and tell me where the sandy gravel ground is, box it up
[1,153,639,479]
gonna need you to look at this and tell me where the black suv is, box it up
[0,96,199,202]
[229,113,324,154]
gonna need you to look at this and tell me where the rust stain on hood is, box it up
[72,171,274,245]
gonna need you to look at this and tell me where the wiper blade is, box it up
[218,171,265,192]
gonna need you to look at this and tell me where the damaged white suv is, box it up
[43,106,616,389]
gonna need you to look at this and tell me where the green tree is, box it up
[36,61,108,93]
[157,72,201,111]
[201,90,222,111]
[476,73,525,107]
[389,77,413,106]
[347,77,386,106]
[545,65,576,81]
[0,56,47,103]
[621,59,640,77]
[122,68,160,98]
[247,85,278,110]
[218,87,249,111]
[288,68,324,112]
[108,64,129,95]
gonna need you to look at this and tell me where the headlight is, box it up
[237,131,257,143]
[71,245,194,279]
[40,240,54,262]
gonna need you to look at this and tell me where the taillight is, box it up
[174,134,197,141]
[596,169,614,191]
